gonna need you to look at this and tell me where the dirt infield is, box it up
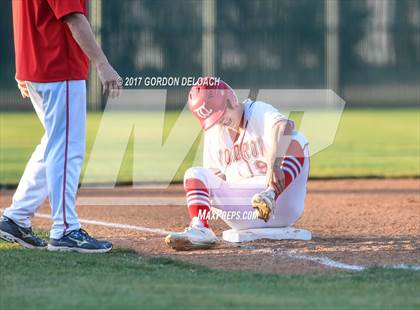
[1,179,419,274]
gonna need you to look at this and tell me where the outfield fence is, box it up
[0,0,419,110]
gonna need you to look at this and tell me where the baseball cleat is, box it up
[48,229,112,254]
[165,226,217,251]
[0,216,47,249]
[251,190,276,222]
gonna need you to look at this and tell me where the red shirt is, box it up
[13,0,89,82]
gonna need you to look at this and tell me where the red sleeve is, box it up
[46,0,85,20]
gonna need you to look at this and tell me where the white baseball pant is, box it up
[184,144,309,230]
[3,80,86,239]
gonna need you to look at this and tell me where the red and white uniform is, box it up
[184,100,310,230]
[204,100,293,182]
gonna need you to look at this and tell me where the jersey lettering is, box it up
[221,137,265,167]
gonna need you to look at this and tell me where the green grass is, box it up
[310,109,420,178]
[0,240,419,309]
[0,108,419,185]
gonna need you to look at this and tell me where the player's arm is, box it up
[62,13,122,98]
[203,132,226,180]
[265,120,295,195]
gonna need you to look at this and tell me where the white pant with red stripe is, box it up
[184,142,310,230]
[3,81,85,239]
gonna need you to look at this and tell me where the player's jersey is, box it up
[203,100,307,183]
[203,100,284,182]
[12,0,89,82]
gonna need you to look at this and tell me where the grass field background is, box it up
[0,240,419,309]
[1,108,419,185]
[1,110,419,309]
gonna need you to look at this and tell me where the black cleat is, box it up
[48,229,112,253]
[0,216,47,249]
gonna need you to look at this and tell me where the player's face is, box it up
[218,105,243,132]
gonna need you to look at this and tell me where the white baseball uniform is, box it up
[184,99,309,230]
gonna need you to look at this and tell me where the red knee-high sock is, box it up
[273,141,305,198]
[184,178,211,228]
[281,155,304,186]
[280,140,305,187]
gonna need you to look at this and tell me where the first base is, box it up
[222,227,312,243]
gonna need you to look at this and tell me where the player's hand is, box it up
[266,163,285,197]
[96,61,122,99]
[15,77,29,98]
[284,120,295,135]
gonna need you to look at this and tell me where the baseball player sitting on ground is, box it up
[0,1,121,253]
[165,78,310,250]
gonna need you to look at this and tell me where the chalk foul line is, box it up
[1,208,419,272]
[283,252,420,272]
[0,208,173,236]
[286,252,365,271]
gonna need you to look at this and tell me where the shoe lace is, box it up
[26,227,44,242]
[77,229,95,241]
[185,226,207,234]
[184,227,193,233]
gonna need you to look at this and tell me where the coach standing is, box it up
[0,1,121,253]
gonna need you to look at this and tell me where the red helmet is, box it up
[188,78,238,131]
